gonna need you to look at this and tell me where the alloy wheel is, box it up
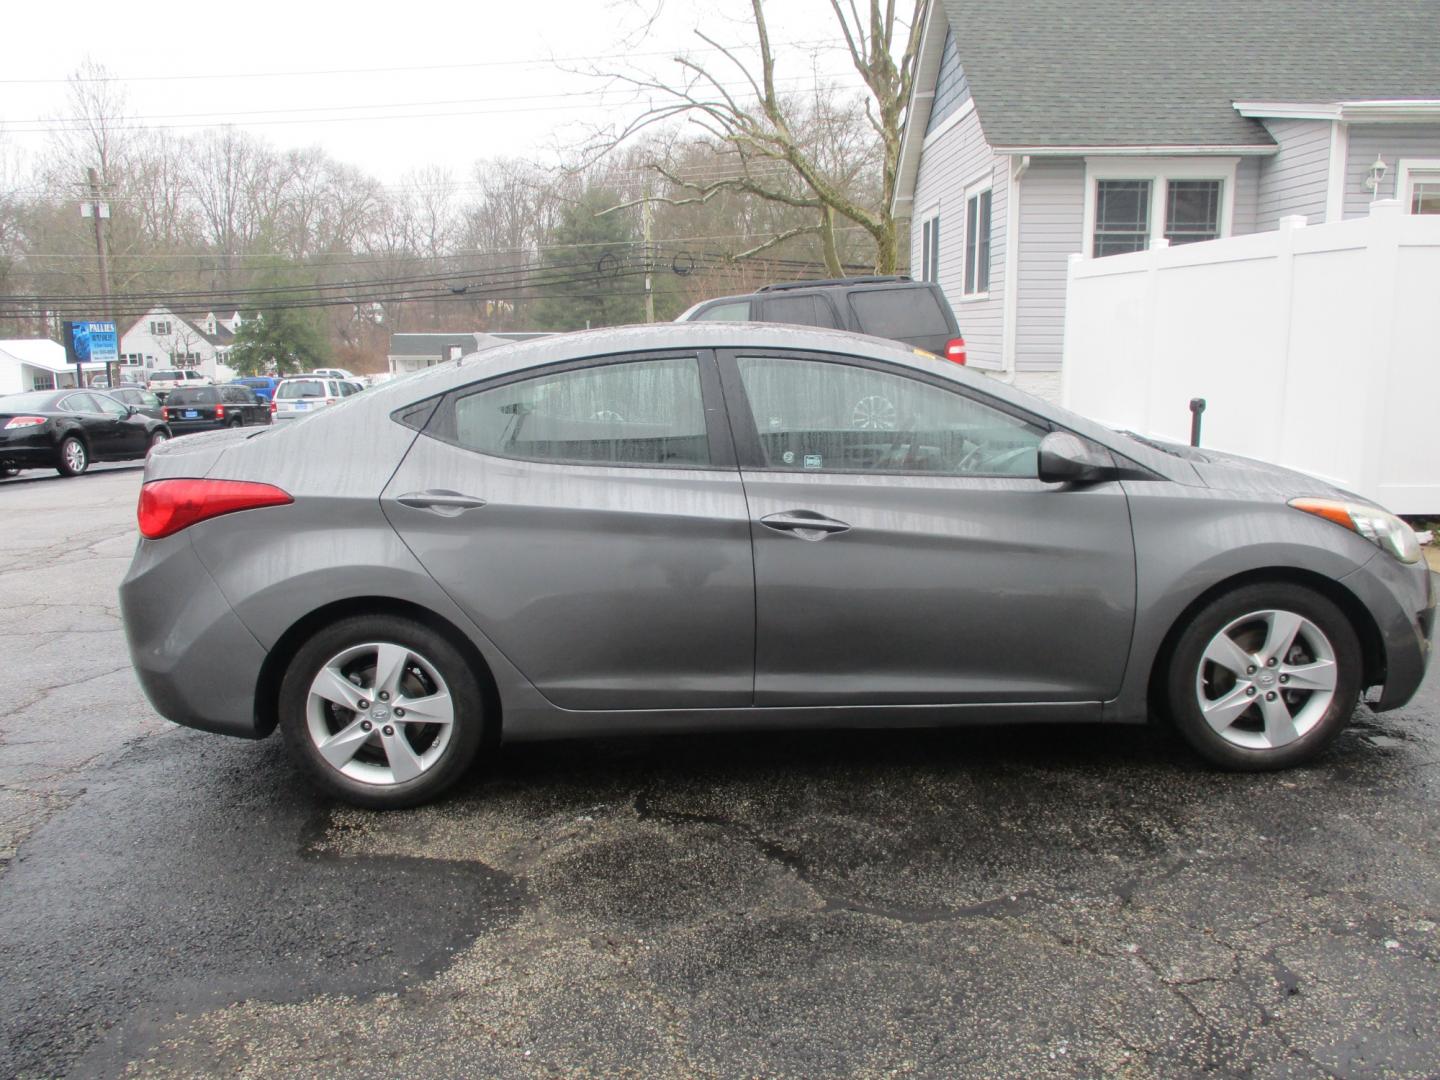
[1194,608,1338,750]
[305,641,456,786]
[63,439,86,473]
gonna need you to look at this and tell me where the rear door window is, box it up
[435,356,710,468]
[847,288,951,340]
[761,294,840,329]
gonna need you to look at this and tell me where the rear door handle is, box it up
[396,490,488,514]
[759,511,851,539]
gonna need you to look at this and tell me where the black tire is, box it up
[1166,582,1362,770]
[56,435,88,477]
[147,429,170,454]
[0,465,18,479]
[279,614,487,809]
[229,415,244,428]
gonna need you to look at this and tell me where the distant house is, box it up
[118,307,243,382]
[0,338,104,395]
[387,331,547,375]
[892,0,1440,399]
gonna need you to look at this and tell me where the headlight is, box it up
[1289,497,1421,564]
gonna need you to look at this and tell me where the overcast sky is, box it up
[1,0,871,185]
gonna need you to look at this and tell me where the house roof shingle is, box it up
[938,0,1440,149]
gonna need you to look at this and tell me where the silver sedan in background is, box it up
[119,324,1433,808]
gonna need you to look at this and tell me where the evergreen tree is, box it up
[534,188,646,331]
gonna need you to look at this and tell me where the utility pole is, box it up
[82,167,115,387]
[642,186,655,324]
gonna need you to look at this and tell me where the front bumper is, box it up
[1341,552,1435,711]
[119,532,271,738]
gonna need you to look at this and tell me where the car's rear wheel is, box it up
[147,430,169,453]
[279,615,485,808]
[1166,582,1362,770]
[56,436,88,477]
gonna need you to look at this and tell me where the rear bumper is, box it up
[119,533,270,738]
[0,430,58,466]
[1341,554,1435,711]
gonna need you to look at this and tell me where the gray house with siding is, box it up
[892,0,1440,400]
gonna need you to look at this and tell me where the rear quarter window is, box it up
[847,288,952,340]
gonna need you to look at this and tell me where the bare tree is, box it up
[587,0,924,273]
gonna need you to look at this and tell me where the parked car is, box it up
[107,386,165,420]
[271,376,359,421]
[1,388,170,477]
[119,323,1433,809]
[232,376,281,403]
[310,367,357,381]
[677,275,967,362]
[147,369,210,400]
[162,385,272,434]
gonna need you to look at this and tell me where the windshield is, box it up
[278,380,327,399]
[166,388,219,406]
[0,391,60,411]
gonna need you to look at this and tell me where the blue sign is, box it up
[62,320,119,365]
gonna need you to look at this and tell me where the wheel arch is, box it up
[252,595,503,741]
[1146,566,1386,715]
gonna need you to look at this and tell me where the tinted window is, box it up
[847,288,951,340]
[167,388,220,406]
[762,294,840,329]
[439,357,709,467]
[150,370,182,382]
[278,380,326,399]
[694,301,751,321]
[735,356,1043,477]
[139,391,160,407]
[61,394,100,413]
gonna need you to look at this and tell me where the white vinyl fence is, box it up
[1061,199,1440,514]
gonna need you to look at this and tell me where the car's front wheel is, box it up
[1166,582,1362,770]
[147,429,169,454]
[56,436,88,477]
[278,615,486,808]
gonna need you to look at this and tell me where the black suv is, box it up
[676,275,966,363]
[162,385,272,434]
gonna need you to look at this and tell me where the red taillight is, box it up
[269,400,277,414]
[138,479,292,540]
[161,407,169,421]
[945,337,968,365]
[3,416,46,429]
[215,403,226,420]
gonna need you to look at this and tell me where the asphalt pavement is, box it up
[2,466,1439,1078]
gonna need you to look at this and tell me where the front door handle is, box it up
[396,490,488,515]
[759,511,851,539]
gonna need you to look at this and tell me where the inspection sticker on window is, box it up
[803,454,823,469]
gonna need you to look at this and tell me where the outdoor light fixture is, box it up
[1365,155,1389,199]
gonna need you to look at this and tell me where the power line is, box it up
[0,40,841,85]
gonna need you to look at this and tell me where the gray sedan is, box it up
[119,324,1434,808]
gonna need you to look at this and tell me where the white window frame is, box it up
[1082,157,1238,257]
[961,177,993,299]
[917,203,941,284]
[150,320,171,337]
[1397,158,1440,214]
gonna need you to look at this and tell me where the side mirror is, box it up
[1037,431,1116,485]
[125,405,138,417]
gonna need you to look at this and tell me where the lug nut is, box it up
[1279,675,1289,685]
[378,691,390,701]
[1246,665,1256,675]
[1266,691,1277,701]
[361,720,373,732]
[382,725,395,737]
[1246,687,1256,697]
[394,708,406,718]
[357,699,369,710]
[1266,657,1278,667]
